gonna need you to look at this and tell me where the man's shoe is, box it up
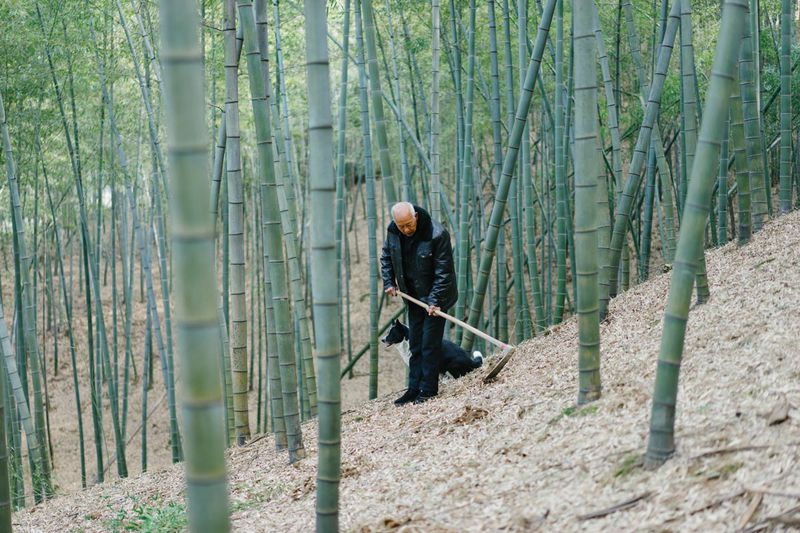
[413,393,437,405]
[394,389,419,406]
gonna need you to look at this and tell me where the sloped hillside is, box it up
[14,210,800,532]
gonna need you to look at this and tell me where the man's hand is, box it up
[385,286,398,297]
[427,305,440,317]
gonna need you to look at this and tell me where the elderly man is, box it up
[381,202,457,405]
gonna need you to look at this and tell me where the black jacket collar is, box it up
[387,205,433,240]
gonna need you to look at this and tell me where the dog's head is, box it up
[381,319,409,347]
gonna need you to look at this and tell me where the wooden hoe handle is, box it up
[394,290,512,351]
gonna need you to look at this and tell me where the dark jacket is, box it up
[380,206,457,310]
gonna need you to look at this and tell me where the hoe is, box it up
[395,290,516,383]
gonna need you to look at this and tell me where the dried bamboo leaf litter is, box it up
[13,211,800,532]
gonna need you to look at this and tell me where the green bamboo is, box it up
[110,187,120,435]
[574,0,602,404]
[141,289,152,471]
[334,0,351,374]
[454,0,476,339]
[447,0,465,192]
[0,295,45,501]
[513,0,532,339]
[645,0,746,468]
[127,185,184,464]
[255,200,265,432]
[718,118,730,243]
[207,25,242,444]
[605,0,681,311]
[360,0,398,206]
[5,369,23,509]
[40,150,86,488]
[114,0,167,194]
[678,0,710,304]
[237,0,305,462]
[430,0,442,219]
[263,240,287,450]
[272,0,303,233]
[382,0,412,201]
[778,0,792,213]
[500,0,512,341]
[461,0,556,351]
[0,326,9,530]
[592,3,623,200]
[355,0,381,401]
[548,0,572,324]
[520,26,546,335]
[640,147,657,280]
[256,0,318,416]
[1,89,53,497]
[619,0,677,270]
[487,0,512,338]
[552,0,566,323]
[217,297,235,445]
[90,1,166,473]
[730,68,752,245]
[160,0,230,528]
[225,0,252,444]
[302,0,341,525]
[739,9,768,230]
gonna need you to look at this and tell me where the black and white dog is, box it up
[381,320,483,379]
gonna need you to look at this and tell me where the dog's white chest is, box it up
[393,340,412,366]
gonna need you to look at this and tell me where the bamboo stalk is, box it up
[645,0,747,468]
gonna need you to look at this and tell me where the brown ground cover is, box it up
[12,206,800,532]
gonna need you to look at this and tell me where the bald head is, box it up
[392,202,418,236]
[391,202,415,220]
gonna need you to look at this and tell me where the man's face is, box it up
[395,210,418,237]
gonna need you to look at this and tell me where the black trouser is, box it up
[406,302,446,396]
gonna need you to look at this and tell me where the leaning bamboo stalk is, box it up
[460,0,556,351]
[605,1,681,310]
[87,2,182,466]
[256,0,318,416]
[114,0,167,195]
[382,0,412,201]
[237,0,305,462]
[645,0,747,468]
[616,0,677,271]
[360,0,398,206]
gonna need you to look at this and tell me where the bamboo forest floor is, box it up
[0,182,406,497]
[13,209,800,531]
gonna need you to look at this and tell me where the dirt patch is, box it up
[453,405,488,425]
